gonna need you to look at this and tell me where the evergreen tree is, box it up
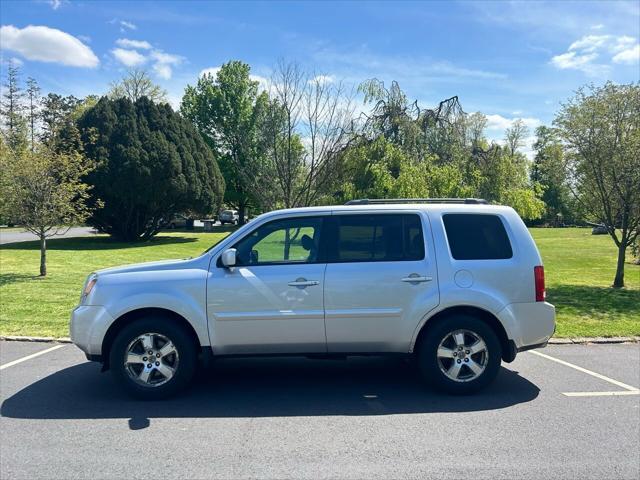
[77,96,225,241]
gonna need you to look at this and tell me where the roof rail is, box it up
[344,198,489,206]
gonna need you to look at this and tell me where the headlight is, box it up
[80,273,98,304]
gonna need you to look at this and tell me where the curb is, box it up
[548,336,640,345]
[1,335,72,343]
[1,335,638,345]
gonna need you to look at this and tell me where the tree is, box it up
[77,96,225,241]
[555,82,640,288]
[504,119,529,157]
[531,126,573,224]
[0,142,93,275]
[1,63,28,153]
[258,61,355,209]
[25,77,40,152]
[109,69,168,103]
[181,61,267,223]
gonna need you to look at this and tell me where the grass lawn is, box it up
[0,227,638,339]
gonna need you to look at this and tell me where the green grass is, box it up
[0,227,638,338]
[530,228,639,337]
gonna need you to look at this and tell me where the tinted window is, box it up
[328,214,424,263]
[443,214,512,260]
[233,217,322,266]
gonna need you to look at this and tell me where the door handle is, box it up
[288,278,320,287]
[401,274,432,283]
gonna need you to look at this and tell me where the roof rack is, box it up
[344,198,489,206]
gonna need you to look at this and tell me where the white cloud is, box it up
[120,21,136,31]
[309,74,335,85]
[150,50,183,80]
[49,0,61,9]
[0,25,99,68]
[110,38,184,80]
[591,24,604,30]
[568,35,610,52]
[551,51,600,70]
[111,48,147,67]
[551,34,639,74]
[613,44,640,64]
[485,114,541,131]
[116,38,152,50]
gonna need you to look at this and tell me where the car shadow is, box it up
[1,356,539,428]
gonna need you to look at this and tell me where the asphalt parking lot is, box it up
[1,341,638,480]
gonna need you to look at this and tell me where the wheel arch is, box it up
[411,305,515,362]
[101,307,202,370]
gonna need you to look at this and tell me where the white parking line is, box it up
[0,344,66,370]
[530,350,640,397]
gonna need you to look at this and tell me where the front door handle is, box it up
[401,274,432,283]
[288,278,320,287]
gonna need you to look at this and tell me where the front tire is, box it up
[109,317,198,400]
[417,315,501,394]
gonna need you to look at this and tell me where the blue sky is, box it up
[1,0,639,151]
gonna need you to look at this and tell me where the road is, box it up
[0,341,638,479]
[0,227,98,245]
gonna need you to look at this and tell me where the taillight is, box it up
[534,266,545,302]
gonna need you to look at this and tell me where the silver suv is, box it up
[71,199,556,399]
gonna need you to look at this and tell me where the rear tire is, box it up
[109,316,198,400]
[417,315,501,394]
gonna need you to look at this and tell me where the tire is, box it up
[109,316,198,400]
[417,315,501,394]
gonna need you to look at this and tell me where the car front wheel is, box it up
[417,315,501,394]
[109,317,197,400]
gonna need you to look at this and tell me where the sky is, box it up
[1,0,639,154]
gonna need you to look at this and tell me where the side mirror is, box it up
[221,248,237,270]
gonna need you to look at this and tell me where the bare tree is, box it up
[466,112,488,148]
[259,61,355,209]
[504,119,529,157]
[109,69,168,103]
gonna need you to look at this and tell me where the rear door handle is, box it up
[288,278,320,287]
[401,274,432,283]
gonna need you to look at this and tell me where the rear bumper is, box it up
[70,305,115,357]
[497,301,556,350]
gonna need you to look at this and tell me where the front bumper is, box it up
[69,305,115,357]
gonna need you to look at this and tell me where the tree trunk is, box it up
[238,202,246,227]
[612,243,626,288]
[39,231,47,277]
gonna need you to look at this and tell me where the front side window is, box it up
[232,217,323,266]
[443,214,513,260]
[327,214,425,263]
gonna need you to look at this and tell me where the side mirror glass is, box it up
[221,248,237,269]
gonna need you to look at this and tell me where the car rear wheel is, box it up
[417,315,501,394]
[109,317,197,400]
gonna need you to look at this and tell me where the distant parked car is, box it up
[591,224,608,235]
[219,210,239,225]
[165,214,189,229]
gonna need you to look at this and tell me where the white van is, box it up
[71,199,556,399]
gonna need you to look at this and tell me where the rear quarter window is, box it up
[442,214,513,260]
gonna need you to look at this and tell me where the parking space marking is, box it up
[563,391,639,397]
[0,344,66,370]
[530,350,640,397]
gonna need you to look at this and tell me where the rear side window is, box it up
[443,214,513,260]
[328,214,425,263]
